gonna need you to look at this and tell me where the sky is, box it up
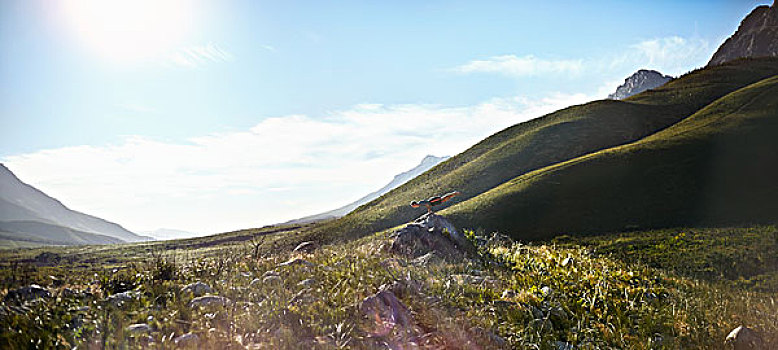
[0,0,769,235]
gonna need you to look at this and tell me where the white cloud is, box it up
[454,36,712,81]
[453,55,584,77]
[3,93,594,235]
[168,43,233,68]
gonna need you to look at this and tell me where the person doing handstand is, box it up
[410,191,461,213]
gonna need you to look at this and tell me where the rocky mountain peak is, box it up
[607,69,672,100]
[708,2,778,66]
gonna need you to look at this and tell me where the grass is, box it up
[1,223,776,349]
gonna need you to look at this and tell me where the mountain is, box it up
[445,59,778,240]
[0,164,150,246]
[708,2,778,66]
[0,221,124,248]
[142,228,200,241]
[316,57,778,241]
[287,155,449,224]
[607,69,672,100]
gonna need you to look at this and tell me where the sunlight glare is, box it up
[58,0,193,63]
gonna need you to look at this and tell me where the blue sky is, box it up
[0,1,769,234]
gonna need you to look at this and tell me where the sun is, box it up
[57,0,194,63]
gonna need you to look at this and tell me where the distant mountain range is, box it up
[142,228,200,241]
[0,164,151,247]
[286,155,449,224]
[709,1,778,66]
[608,69,672,100]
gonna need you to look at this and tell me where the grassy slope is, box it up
[445,71,778,240]
[318,58,778,242]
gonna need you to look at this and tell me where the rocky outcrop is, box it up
[608,70,672,100]
[389,213,476,260]
[709,3,778,66]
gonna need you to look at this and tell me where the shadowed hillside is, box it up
[445,64,778,240]
[321,58,778,241]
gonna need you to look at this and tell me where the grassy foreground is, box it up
[1,223,776,349]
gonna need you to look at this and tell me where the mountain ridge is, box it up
[607,69,672,100]
[708,2,778,66]
[285,155,449,224]
[0,164,150,246]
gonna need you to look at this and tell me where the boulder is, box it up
[390,213,476,260]
[360,287,418,339]
[724,326,764,350]
[4,284,51,302]
[181,281,213,297]
[188,295,231,308]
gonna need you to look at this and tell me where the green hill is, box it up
[320,57,778,240]
[444,67,778,240]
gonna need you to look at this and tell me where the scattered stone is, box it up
[4,284,51,302]
[181,281,213,297]
[262,275,282,284]
[293,241,317,254]
[188,295,231,308]
[174,333,200,347]
[126,323,152,334]
[298,278,316,287]
[541,286,552,296]
[390,213,476,260]
[724,325,764,350]
[278,257,316,268]
[105,291,138,307]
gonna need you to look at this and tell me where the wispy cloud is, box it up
[454,36,712,81]
[453,55,584,77]
[3,93,594,234]
[626,36,711,75]
[168,43,233,68]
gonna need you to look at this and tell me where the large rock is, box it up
[724,325,764,350]
[709,3,778,66]
[390,213,476,260]
[181,281,213,297]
